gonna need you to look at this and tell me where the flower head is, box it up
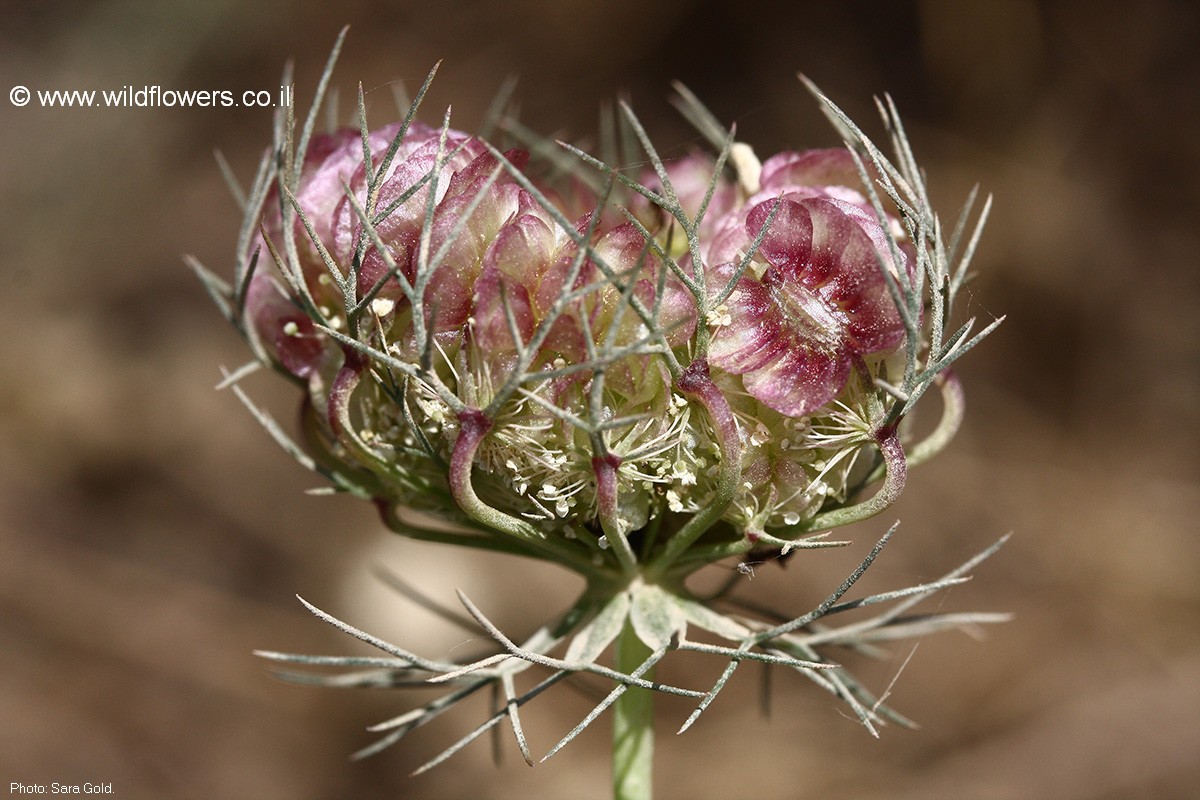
[221,72,997,560]
[196,44,1004,775]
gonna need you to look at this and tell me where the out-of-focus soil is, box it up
[2,2,1196,797]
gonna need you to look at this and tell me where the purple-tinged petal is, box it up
[355,225,418,304]
[488,209,556,285]
[422,177,524,332]
[763,265,847,352]
[332,125,483,273]
[471,212,553,353]
[589,223,698,349]
[244,273,328,379]
[472,264,534,354]
[297,122,407,266]
[656,277,699,347]
[445,148,529,202]
[740,335,850,418]
[746,198,814,277]
[707,264,789,374]
[590,221,653,274]
[799,197,906,352]
[533,244,594,325]
[759,148,864,195]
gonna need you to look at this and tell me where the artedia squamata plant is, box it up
[191,31,1007,799]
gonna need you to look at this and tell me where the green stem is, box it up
[644,358,742,580]
[447,408,607,580]
[901,369,964,467]
[802,427,906,532]
[613,620,654,800]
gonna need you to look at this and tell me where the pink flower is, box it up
[705,149,908,417]
[246,120,695,389]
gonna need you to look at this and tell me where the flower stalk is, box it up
[644,357,743,581]
[612,619,656,800]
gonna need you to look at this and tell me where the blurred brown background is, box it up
[1,1,1197,798]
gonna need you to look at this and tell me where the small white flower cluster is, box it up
[351,327,877,540]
